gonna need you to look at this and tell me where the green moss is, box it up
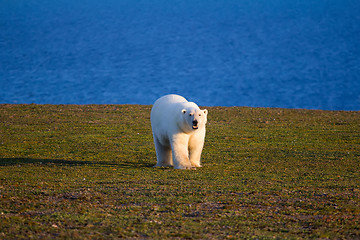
[0,104,359,239]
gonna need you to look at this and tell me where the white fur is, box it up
[151,94,208,169]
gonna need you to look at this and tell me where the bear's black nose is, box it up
[193,120,198,126]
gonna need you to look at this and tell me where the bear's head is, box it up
[181,107,208,132]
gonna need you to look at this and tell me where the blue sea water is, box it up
[1,0,359,110]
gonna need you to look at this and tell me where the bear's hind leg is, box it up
[154,137,173,167]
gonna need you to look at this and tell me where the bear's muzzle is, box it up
[192,120,199,129]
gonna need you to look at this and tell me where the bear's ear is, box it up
[182,109,187,114]
[203,109,208,115]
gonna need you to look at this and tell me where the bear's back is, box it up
[151,95,188,138]
[151,94,188,117]
[153,94,188,106]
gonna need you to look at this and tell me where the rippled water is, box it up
[1,0,359,110]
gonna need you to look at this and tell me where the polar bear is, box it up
[151,94,208,169]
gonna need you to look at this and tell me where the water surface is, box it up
[1,0,359,110]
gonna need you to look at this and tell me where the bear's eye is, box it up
[189,114,192,116]
[199,114,201,116]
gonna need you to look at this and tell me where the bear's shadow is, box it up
[0,158,153,168]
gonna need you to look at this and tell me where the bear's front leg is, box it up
[189,147,203,168]
[188,131,205,168]
[170,134,193,169]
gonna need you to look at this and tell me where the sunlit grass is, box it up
[0,104,359,239]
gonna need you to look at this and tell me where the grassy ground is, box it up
[0,104,359,239]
